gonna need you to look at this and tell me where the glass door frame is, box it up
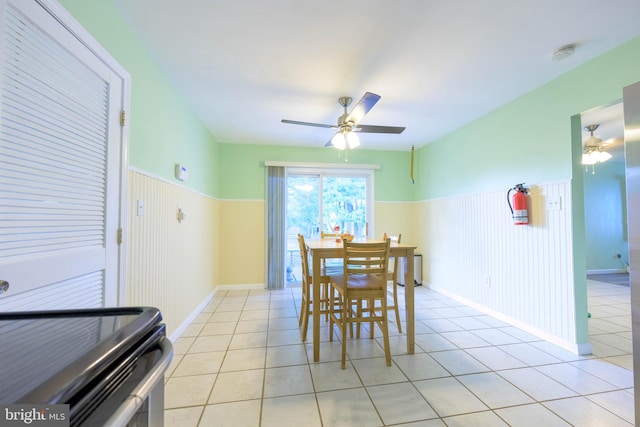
[264,161,379,289]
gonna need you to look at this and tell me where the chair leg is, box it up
[322,282,329,321]
[329,286,335,342]
[380,296,391,367]
[299,284,309,340]
[341,291,349,369]
[369,298,375,339]
[393,282,402,333]
[356,300,362,339]
[300,297,309,341]
[298,291,304,326]
[349,302,354,338]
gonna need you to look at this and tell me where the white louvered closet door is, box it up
[0,0,124,310]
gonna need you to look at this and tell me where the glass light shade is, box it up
[331,132,346,150]
[346,131,360,148]
[581,149,612,165]
[581,152,598,165]
[596,150,612,162]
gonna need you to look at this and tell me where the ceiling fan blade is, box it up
[345,92,381,125]
[356,124,405,134]
[281,119,336,129]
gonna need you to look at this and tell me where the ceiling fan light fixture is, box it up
[331,132,346,150]
[332,125,360,150]
[346,131,360,149]
[582,148,612,165]
[581,152,598,165]
[595,150,612,162]
[581,123,611,167]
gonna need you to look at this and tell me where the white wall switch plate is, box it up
[175,164,188,181]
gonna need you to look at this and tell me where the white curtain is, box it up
[266,166,285,289]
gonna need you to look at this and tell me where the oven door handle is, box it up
[103,337,173,427]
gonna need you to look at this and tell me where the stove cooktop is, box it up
[0,307,163,404]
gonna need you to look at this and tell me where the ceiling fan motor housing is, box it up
[338,96,352,108]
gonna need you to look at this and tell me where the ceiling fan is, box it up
[281,92,405,149]
[582,124,612,172]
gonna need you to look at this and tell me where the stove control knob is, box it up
[0,280,8,295]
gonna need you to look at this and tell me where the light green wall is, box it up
[218,143,414,201]
[584,159,629,271]
[414,35,640,200]
[60,0,220,197]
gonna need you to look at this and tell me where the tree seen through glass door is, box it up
[286,174,368,283]
[322,177,367,236]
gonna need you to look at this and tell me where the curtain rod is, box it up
[263,161,380,170]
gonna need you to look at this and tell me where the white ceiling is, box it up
[112,0,640,151]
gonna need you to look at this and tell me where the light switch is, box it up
[137,199,144,216]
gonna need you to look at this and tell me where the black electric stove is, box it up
[0,307,173,426]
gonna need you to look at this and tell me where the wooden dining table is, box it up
[305,238,417,362]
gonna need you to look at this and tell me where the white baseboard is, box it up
[169,291,214,342]
[215,283,266,291]
[429,284,592,356]
[587,268,628,275]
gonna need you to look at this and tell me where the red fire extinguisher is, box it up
[507,183,529,225]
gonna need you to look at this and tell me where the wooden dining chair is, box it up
[297,234,333,341]
[329,238,392,368]
[383,233,403,333]
[354,233,403,339]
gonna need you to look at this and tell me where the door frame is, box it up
[622,81,640,425]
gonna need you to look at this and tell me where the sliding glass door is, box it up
[285,168,373,283]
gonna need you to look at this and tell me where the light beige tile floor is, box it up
[164,279,634,426]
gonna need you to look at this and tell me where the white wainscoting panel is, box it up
[127,171,218,336]
[417,181,586,352]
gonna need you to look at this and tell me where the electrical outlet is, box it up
[546,196,562,211]
[484,276,491,287]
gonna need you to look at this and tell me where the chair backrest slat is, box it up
[382,233,402,274]
[321,231,339,239]
[343,239,390,276]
